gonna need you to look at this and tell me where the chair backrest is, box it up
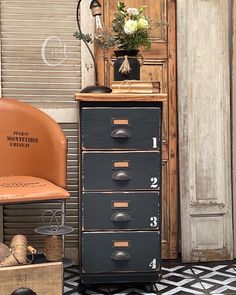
[0,98,67,188]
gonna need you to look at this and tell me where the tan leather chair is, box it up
[0,97,70,216]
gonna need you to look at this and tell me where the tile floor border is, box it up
[64,260,236,295]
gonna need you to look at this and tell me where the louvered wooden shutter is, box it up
[1,0,81,261]
[1,0,81,103]
[62,123,79,253]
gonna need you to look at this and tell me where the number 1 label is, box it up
[152,137,157,149]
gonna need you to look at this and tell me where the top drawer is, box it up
[81,107,161,150]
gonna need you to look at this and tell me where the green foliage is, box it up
[94,30,116,50]
[73,31,93,44]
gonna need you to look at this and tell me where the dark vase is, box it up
[113,50,141,81]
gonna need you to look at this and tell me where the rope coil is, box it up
[0,235,28,267]
[44,235,63,262]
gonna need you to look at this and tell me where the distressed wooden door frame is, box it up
[177,0,233,262]
[232,0,236,258]
[97,0,178,260]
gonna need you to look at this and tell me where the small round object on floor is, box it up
[143,283,155,292]
[78,282,87,294]
[10,288,37,295]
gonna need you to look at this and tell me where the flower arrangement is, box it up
[109,1,152,51]
[74,1,166,52]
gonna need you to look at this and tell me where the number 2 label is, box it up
[150,177,158,188]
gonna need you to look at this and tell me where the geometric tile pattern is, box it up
[64,260,236,295]
[64,266,80,295]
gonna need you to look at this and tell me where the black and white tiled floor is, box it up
[64,260,236,294]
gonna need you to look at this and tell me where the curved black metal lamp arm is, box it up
[76,0,99,85]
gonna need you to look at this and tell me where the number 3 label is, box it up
[150,216,158,228]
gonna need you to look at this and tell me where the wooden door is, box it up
[232,0,236,259]
[96,0,177,259]
[178,0,233,262]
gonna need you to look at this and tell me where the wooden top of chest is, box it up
[74,93,167,102]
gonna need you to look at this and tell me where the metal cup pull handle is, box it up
[111,251,131,261]
[112,171,130,181]
[111,129,131,139]
[111,212,131,222]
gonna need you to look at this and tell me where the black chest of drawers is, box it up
[76,94,165,285]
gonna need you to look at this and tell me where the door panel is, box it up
[97,0,178,259]
[233,0,236,258]
[177,0,233,261]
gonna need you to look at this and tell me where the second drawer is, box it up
[82,152,161,191]
[82,192,161,230]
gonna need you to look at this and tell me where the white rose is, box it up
[138,17,149,29]
[127,8,139,16]
[124,20,138,35]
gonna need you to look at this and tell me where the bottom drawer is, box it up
[82,231,161,273]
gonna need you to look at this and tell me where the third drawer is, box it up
[82,192,161,230]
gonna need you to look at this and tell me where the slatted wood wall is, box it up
[0,0,81,260]
[1,0,80,103]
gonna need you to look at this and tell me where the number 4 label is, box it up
[149,258,157,269]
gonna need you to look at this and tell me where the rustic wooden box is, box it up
[0,262,63,295]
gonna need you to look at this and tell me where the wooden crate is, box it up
[0,262,63,295]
